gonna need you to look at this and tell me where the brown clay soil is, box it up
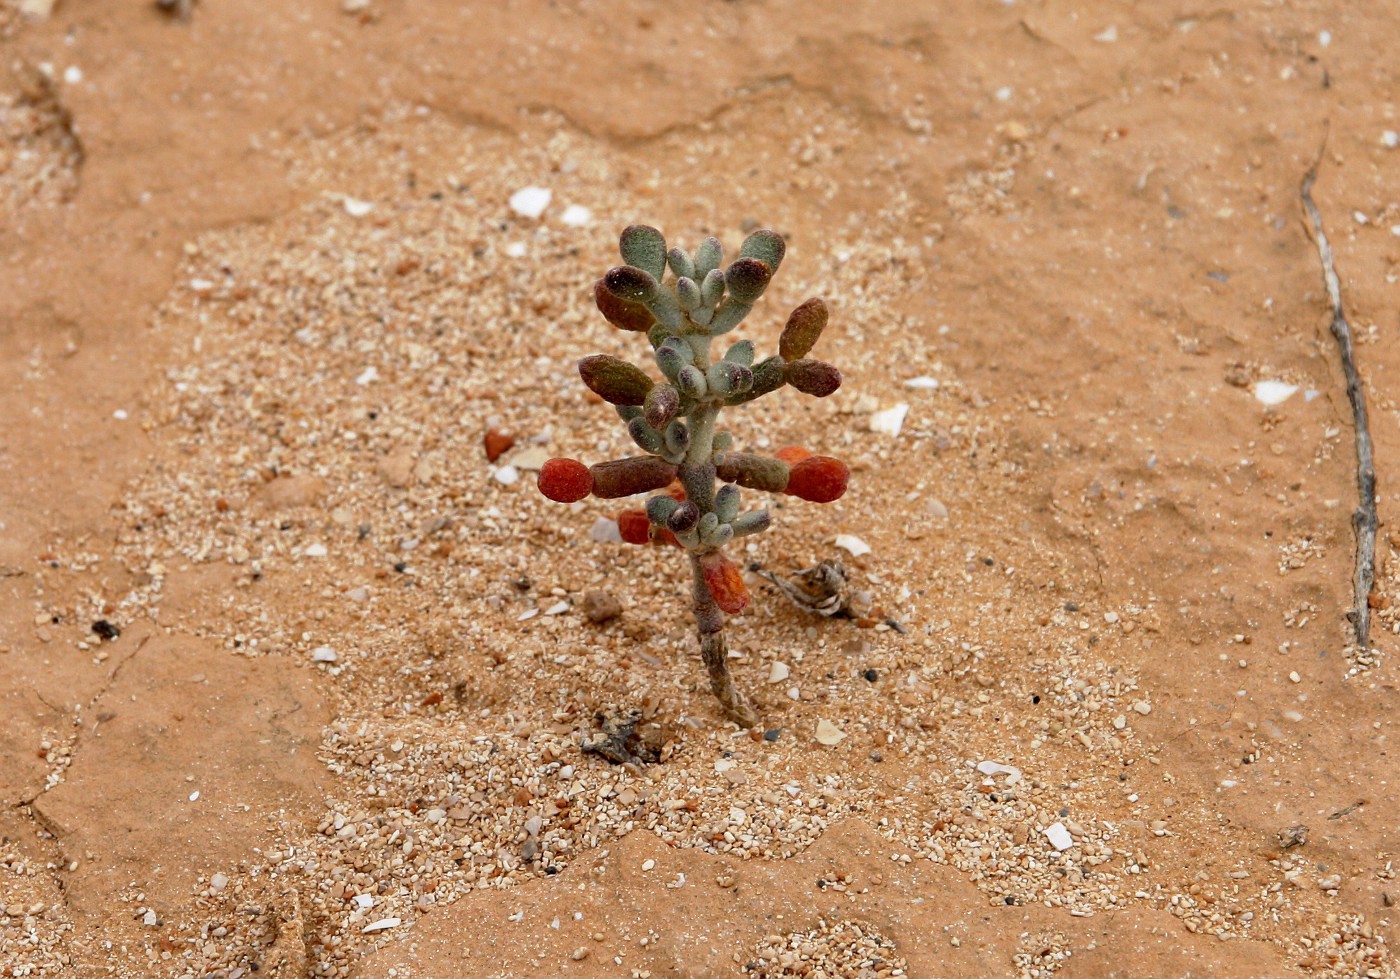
[3,1,1400,977]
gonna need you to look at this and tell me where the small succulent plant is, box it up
[537,225,848,726]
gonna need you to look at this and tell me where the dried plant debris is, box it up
[579,710,663,768]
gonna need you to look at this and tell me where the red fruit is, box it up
[537,458,593,503]
[484,428,515,463]
[700,552,749,614]
[785,456,849,504]
[617,509,651,545]
[653,527,683,548]
[664,481,687,501]
[774,446,812,465]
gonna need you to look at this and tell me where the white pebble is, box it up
[188,791,200,802]
[868,403,910,436]
[1253,380,1297,405]
[509,186,552,219]
[1132,701,1152,715]
[63,65,82,84]
[355,365,379,385]
[768,661,791,684]
[835,534,871,557]
[303,543,328,558]
[560,204,592,226]
[363,918,401,933]
[1093,25,1118,42]
[1044,822,1074,851]
[493,465,520,486]
[209,873,228,893]
[353,894,374,909]
[641,859,655,872]
[1318,29,1332,47]
[1383,130,1399,149]
[143,910,158,927]
[342,197,373,217]
[903,376,940,390]
[815,719,847,745]
[311,646,338,663]
[112,409,129,420]
[505,241,528,258]
[589,518,622,543]
[543,601,569,615]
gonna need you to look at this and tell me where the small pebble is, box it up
[1044,822,1074,851]
[815,719,847,745]
[311,646,338,663]
[582,591,622,624]
[509,186,552,219]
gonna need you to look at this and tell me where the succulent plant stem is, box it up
[690,553,759,727]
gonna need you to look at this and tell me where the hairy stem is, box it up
[690,553,759,727]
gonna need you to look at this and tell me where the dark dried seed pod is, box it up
[714,452,791,493]
[578,354,655,406]
[643,383,680,430]
[589,456,678,498]
[784,358,842,398]
[738,229,786,274]
[778,297,829,360]
[619,225,667,279]
[724,257,772,305]
[667,500,700,533]
[594,279,655,332]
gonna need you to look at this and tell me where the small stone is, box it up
[484,428,516,462]
[976,760,1023,785]
[378,449,416,489]
[589,518,622,543]
[311,646,338,663]
[209,873,228,893]
[341,0,370,11]
[509,186,552,219]
[768,661,791,684]
[1132,701,1152,715]
[560,204,592,227]
[493,465,520,486]
[343,197,373,217]
[1044,822,1074,851]
[815,719,847,746]
[571,947,590,961]
[641,859,655,872]
[582,591,622,624]
[143,909,158,927]
[303,543,328,558]
[924,498,949,521]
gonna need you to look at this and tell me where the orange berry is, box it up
[700,552,749,614]
[617,509,651,544]
[774,446,812,465]
[785,455,849,504]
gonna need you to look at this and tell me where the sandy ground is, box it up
[3,1,1399,976]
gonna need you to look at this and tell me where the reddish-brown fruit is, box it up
[589,456,678,499]
[778,297,829,360]
[617,509,651,544]
[594,279,654,332]
[484,428,516,463]
[785,456,849,504]
[665,481,688,501]
[774,446,812,465]
[538,458,593,503]
[700,552,749,614]
[652,527,683,548]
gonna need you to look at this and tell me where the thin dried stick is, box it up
[1300,142,1377,650]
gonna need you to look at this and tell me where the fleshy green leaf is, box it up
[715,483,740,523]
[723,339,755,366]
[643,383,681,430]
[693,236,723,280]
[619,225,667,279]
[676,364,707,399]
[578,354,655,406]
[676,276,701,311]
[667,247,696,280]
[700,268,725,308]
[738,229,786,274]
[627,416,664,454]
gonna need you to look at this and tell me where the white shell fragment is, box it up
[493,465,520,486]
[835,534,871,557]
[815,719,847,745]
[560,204,592,226]
[768,661,791,684]
[508,186,552,219]
[510,446,550,470]
[976,760,1023,785]
[342,197,373,217]
[1044,822,1075,851]
[903,376,940,390]
[362,918,401,933]
[311,646,338,663]
[1253,380,1298,406]
[869,403,910,436]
